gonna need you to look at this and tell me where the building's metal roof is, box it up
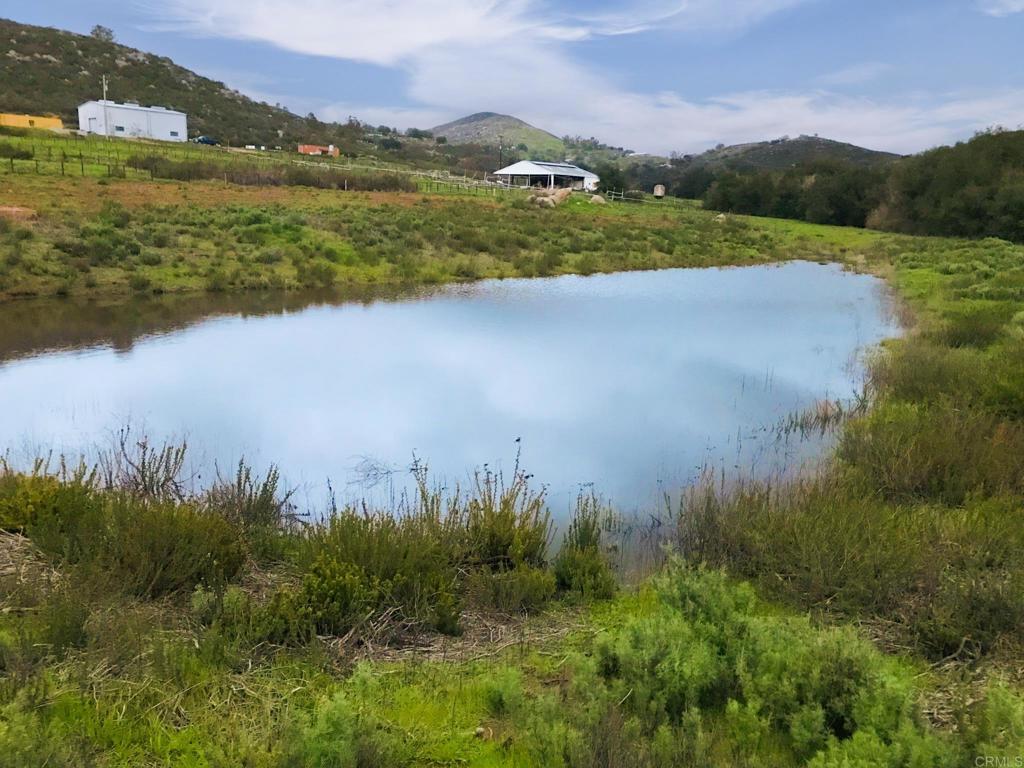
[493,160,598,179]
[78,100,186,116]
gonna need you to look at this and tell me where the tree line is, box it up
[639,129,1024,243]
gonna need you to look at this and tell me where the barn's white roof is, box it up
[79,100,186,116]
[494,160,598,180]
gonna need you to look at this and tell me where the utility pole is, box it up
[102,74,110,140]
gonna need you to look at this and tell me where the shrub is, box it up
[869,342,987,407]
[260,556,377,643]
[554,495,616,600]
[964,683,1024,762]
[593,563,953,763]
[465,564,555,613]
[453,465,552,572]
[0,141,32,160]
[26,485,245,599]
[481,667,524,717]
[930,303,1016,348]
[292,691,400,768]
[676,475,933,614]
[912,567,1024,658]
[838,401,1024,504]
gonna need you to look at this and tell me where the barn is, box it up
[493,161,600,192]
[78,100,188,142]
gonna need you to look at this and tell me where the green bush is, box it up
[466,564,555,614]
[482,667,525,717]
[913,567,1024,658]
[291,691,400,767]
[838,401,1024,504]
[455,466,552,572]
[260,556,377,643]
[592,564,955,765]
[554,496,616,600]
[964,683,1024,762]
[677,476,933,614]
[22,481,245,598]
[930,303,1016,348]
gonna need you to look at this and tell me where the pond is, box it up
[0,262,899,515]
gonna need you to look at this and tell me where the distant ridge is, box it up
[686,135,900,170]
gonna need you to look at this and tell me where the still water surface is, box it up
[0,262,898,513]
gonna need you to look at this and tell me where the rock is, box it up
[474,726,487,739]
[552,188,572,204]
[715,213,728,222]
[590,195,607,205]
[536,197,555,208]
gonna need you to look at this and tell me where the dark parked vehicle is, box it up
[193,135,219,146]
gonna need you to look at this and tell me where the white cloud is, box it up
[156,0,1024,156]
[158,0,586,66]
[158,0,813,65]
[977,0,1024,15]
[577,0,813,35]
[816,62,891,87]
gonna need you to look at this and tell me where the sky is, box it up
[2,0,1023,155]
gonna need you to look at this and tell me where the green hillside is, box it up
[0,18,361,148]
[432,112,566,159]
[689,135,900,171]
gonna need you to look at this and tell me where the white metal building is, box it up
[77,100,188,142]
[493,161,600,191]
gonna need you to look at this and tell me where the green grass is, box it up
[0,172,854,301]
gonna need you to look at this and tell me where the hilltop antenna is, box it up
[498,134,503,169]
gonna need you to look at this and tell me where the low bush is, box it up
[4,464,245,599]
[929,302,1016,348]
[0,141,32,160]
[592,564,957,766]
[465,564,556,614]
[554,495,616,600]
[838,401,1024,504]
[677,474,934,614]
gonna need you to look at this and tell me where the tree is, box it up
[594,163,625,193]
[90,25,115,43]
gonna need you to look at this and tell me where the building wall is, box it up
[78,102,187,142]
[0,113,63,130]
[298,144,340,157]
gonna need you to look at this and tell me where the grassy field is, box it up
[2,169,1024,765]
[1,172,833,301]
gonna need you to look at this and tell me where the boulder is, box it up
[590,195,607,205]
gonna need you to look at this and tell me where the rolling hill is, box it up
[431,113,566,158]
[0,18,360,148]
[686,135,900,171]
